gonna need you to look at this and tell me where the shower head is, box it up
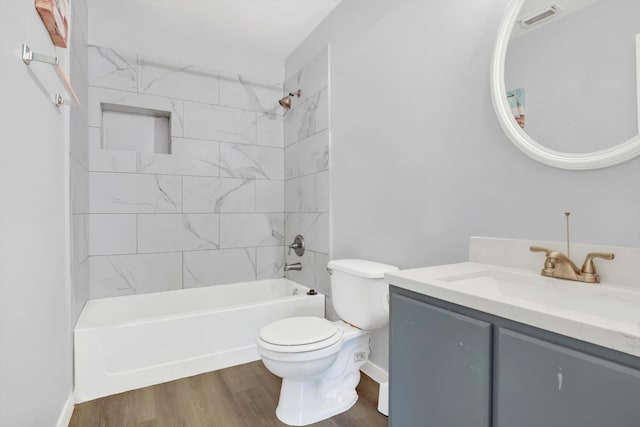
[279,89,301,110]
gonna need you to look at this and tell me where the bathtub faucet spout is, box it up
[284,262,302,272]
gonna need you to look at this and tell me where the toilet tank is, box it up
[327,259,399,331]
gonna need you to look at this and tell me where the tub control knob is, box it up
[288,235,305,256]
[306,289,318,295]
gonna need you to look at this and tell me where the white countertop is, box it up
[386,262,640,358]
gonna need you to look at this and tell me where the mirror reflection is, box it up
[504,0,640,153]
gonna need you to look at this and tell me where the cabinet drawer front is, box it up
[495,327,640,427]
[390,293,492,427]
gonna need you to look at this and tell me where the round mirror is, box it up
[490,0,640,170]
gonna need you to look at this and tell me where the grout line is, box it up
[89,85,138,96]
[284,126,330,150]
[218,204,222,251]
[136,54,140,93]
[90,44,285,89]
[92,82,282,116]
[182,96,280,115]
[88,244,289,258]
[88,247,230,257]
[135,214,139,254]
[172,135,283,147]
[255,247,259,280]
[90,251,183,257]
[86,211,314,215]
[217,76,221,111]
[88,170,287,180]
[253,179,257,212]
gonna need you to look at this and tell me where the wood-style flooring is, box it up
[69,361,388,427]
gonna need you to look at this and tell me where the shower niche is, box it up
[101,103,171,154]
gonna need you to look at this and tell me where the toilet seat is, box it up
[258,317,343,353]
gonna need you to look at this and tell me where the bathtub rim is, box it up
[75,278,321,330]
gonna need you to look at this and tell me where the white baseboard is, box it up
[360,360,388,384]
[56,392,75,427]
[361,361,389,416]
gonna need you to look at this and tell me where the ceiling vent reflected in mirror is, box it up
[520,3,561,28]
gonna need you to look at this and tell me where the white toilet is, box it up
[256,259,399,426]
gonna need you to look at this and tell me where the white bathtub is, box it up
[74,278,324,402]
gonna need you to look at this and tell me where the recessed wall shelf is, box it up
[21,43,80,107]
[101,103,171,154]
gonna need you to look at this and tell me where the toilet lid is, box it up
[259,317,338,346]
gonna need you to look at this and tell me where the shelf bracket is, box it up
[22,43,80,107]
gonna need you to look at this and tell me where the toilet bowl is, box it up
[257,317,370,426]
[256,259,399,426]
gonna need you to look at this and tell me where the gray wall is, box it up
[287,0,640,371]
[0,0,82,424]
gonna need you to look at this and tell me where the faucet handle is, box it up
[580,252,615,275]
[530,246,552,255]
[530,246,558,275]
[287,235,305,257]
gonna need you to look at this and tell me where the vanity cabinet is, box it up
[495,328,640,427]
[389,293,492,427]
[389,286,640,427]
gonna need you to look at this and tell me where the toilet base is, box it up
[272,330,370,426]
[276,379,358,426]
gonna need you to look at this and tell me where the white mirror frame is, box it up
[490,0,640,170]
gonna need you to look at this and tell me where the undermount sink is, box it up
[435,268,640,326]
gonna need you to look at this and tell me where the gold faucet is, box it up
[530,246,614,283]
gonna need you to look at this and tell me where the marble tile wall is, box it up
[282,48,334,318]
[70,0,90,323]
[87,45,286,298]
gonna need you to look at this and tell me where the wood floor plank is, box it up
[232,386,283,427]
[189,370,249,427]
[68,361,388,427]
[70,384,156,427]
[152,379,191,427]
[220,361,259,394]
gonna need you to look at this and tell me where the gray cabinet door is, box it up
[495,327,640,427]
[390,293,492,427]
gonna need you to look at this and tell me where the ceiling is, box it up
[87,0,342,81]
